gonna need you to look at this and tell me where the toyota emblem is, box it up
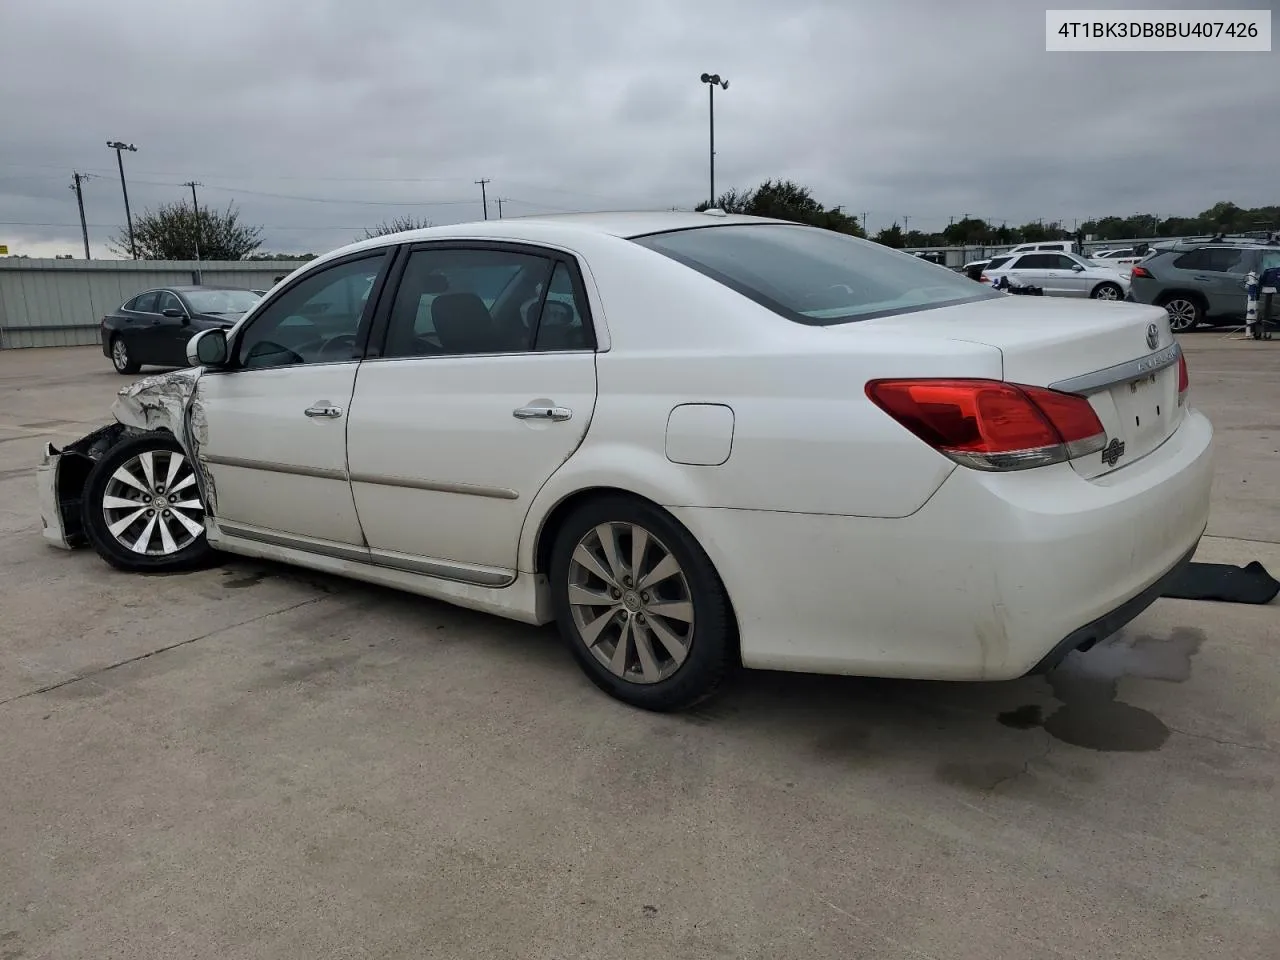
[1146,323,1159,350]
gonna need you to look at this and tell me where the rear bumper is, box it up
[672,408,1215,681]
[1027,540,1199,674]
[101,328,112,357]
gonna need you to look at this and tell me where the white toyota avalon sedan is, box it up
[38,211,1213,711]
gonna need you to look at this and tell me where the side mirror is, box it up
[163,307,186,319]
[187,328,229,368]
[1072,264,1086,272]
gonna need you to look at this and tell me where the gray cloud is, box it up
[1,0,1276,258]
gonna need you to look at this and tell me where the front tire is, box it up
[110,336,140,375]
[549,495,734,711]
[81,432,215,572]
[1091,282,1123,301]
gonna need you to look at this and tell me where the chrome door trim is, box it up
[1049,342,1182,395]
[215,521,516,588]
[200,453,348,482]
[348,472,518,500]
[366,547,515,587]
[215,521,369,564]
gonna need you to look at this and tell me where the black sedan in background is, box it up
[102,286,262,374]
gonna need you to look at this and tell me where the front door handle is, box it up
[305,404,343,419]
[513,405,572,422]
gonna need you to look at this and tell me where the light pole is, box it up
[106,141,139,258]
[699,73,729,208]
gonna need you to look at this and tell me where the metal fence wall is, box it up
[0,259,308,349]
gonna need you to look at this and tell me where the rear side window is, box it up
[985,256,1012,270]
[130,292,159,313]
[1173,247,1250,273]
[1012,254,1057,269]
[631,224,998,325]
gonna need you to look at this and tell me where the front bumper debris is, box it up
[37,424,128,550]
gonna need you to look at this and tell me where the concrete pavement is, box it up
[0,340,1276,960]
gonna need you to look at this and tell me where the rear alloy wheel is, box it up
[1162,297,1202,332]
[550,496,734,711]
[1091,282,1123,301]
[82,432,215,572]
[111,336,140,374]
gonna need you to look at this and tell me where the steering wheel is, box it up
[317,334,357,360]
[541,301,574,327]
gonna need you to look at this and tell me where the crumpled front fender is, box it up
[38,367,211,550]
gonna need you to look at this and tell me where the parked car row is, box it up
[49,211,1212,711]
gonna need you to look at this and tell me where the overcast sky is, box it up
[1,0,1277,258]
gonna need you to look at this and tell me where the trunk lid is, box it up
[853,297,1184,477]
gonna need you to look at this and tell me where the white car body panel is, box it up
[37,212,1214,684]
[345,351,598,573]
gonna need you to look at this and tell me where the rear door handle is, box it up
[513,405,572,422]
[305,404,343,419]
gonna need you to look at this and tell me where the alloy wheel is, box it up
[1093,285,1121,301]
[101,449,204,555]
[1165,299,1198,331]
[112,339,130,371]
[566,521,695,684]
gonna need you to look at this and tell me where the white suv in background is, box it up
[1005,240,1077,256]
[1089,248,1143,275]
[982,251,1130,300]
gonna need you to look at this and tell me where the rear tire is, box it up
[549,495,734,711]
[1158,295,1203,332]
[82,432,215,573]
[110,336,140,375]
[1091,282,1123,301]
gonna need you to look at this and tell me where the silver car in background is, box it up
[982,251,1130,300]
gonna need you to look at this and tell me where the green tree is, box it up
[696,180,865,236]
[361,215,434,239]
[875,223,906,248]
[111,201,262,260]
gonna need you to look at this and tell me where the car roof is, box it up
[168,284,253,292]
[298,211,794,271]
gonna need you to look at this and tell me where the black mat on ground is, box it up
[1161,561,1280,605]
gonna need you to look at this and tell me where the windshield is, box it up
[185,289,262,315]
[632,224,999,325]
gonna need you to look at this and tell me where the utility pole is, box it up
[861,211,870,234]
[699,73,729,207]
[475,178,491,220]
[903,215,910,232]
[70,172,94,260]
[106,141,138,259]
[496,197,506,219]
[183,180,203,283]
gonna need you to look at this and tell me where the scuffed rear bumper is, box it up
[37,424,127,550]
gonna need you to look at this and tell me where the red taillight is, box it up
[978,274,990,284]
[1177,352,1189,404]
[865,379,1106,471]
[1131,265,1154,280]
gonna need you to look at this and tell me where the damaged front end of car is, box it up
[37,368,205,550]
